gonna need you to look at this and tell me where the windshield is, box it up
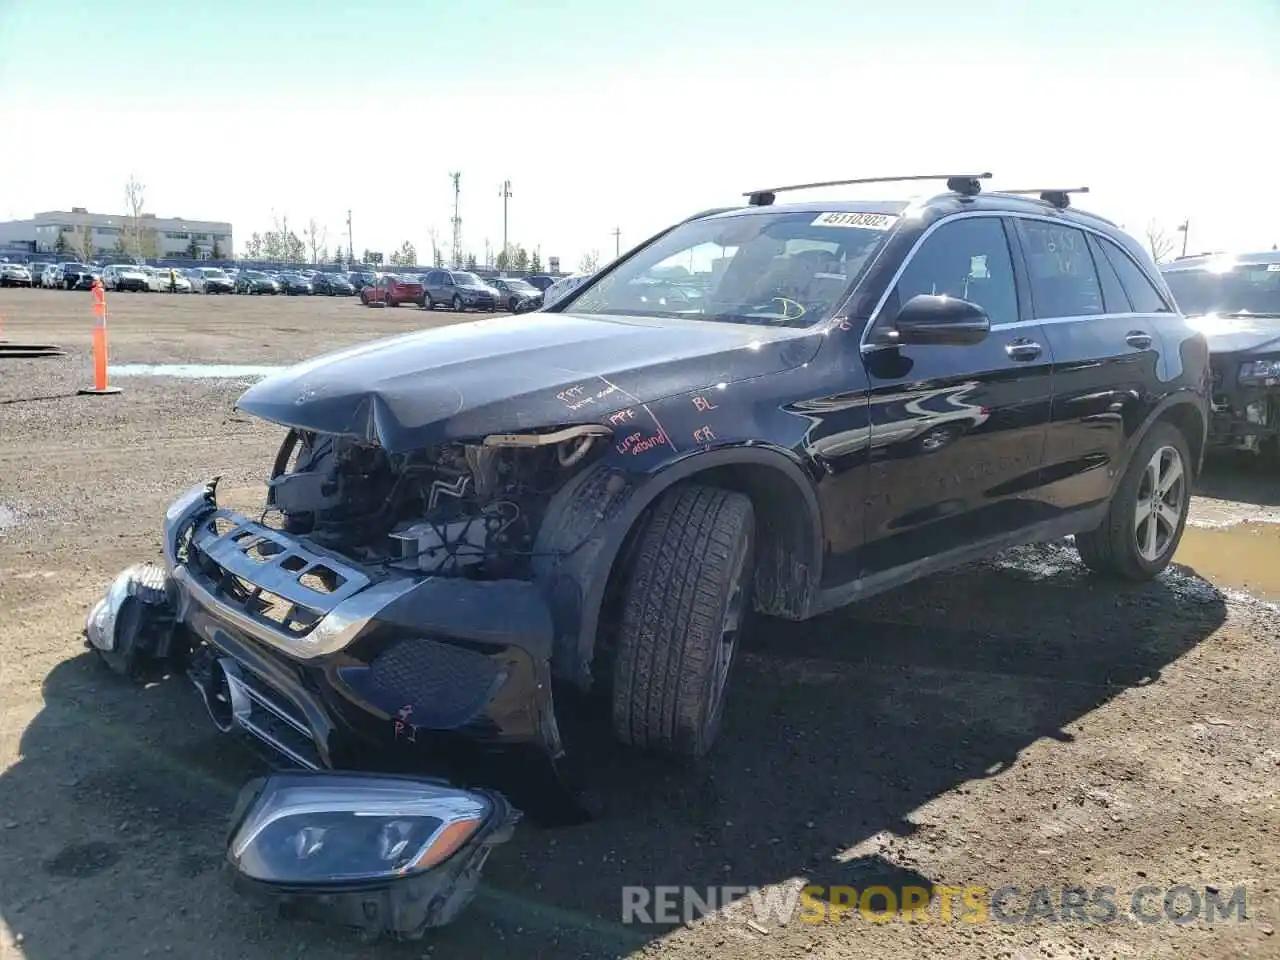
[203,269,227,278]
[559,209,892,326]
[1165,264,1280,317]
[506,279,537,292]
[244,271,266,279]
[64,263,89,271]
[451,272,483,285]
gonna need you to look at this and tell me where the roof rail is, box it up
[744,172,992,207]
[993,187,1089,209]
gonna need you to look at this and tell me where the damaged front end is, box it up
[85,420,620,933]
[1208,352,1280,455]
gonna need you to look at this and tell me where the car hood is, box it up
[236,311,822,452]
[1189,313,1280,355]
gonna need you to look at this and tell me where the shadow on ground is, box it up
[0,541,1229,958]
[1196,453,1280,506]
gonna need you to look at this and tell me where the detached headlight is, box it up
[1238,358,1280,385]
[226,773,518,938]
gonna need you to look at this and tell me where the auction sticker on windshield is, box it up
[811,212,898,230]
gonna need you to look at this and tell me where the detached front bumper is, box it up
[161,481,577,818]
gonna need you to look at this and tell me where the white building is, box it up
[0,208,233,259]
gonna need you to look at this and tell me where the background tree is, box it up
[112,235,130,258]
[511,244,529,272]
[465,253,478,270]
[390,241,417,266]
[427,226,442,269]
[68,225,95,261]
[123,174,147,258]
[579,249,601,273]
[494,249,510,271]
[1146,221,1175,263]
[529,248,543,273]
[305,218,328,264]
[185,237,200,259]
[243,232,264,259]
[210,239,224,260]
[54,232,68,254]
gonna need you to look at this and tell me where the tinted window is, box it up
[890,216,1019,327]
[1099,240,1170,313]
[1086,234,1131,313]
[1015,221,1104,319]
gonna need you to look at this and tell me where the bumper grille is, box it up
[225,665,321,769]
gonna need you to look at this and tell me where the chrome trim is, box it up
[857,210,1174,351]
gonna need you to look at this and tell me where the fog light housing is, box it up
[226,772,519,939]
[84,563,176,678]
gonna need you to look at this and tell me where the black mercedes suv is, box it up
[90,173,1210,817]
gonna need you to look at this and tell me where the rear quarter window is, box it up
[1097,239,1171,314]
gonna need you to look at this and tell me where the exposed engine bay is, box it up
[264,425,610,577]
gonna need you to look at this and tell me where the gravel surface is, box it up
[0,288,1277,959]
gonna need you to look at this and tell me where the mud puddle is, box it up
[1175,521,1280,603]
[109,363,282,379]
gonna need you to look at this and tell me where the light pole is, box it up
[1176,218,1190,258]
[611,226,621,258]
[346,209,353,263]
[499,179,512,270]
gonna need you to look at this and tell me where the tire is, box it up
[509,297,519,313]
[452,294,464,311]
[611,484,756,759]
[1074,421,1192,581]
[386,294,396,307]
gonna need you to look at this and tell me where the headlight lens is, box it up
[228,773,493,885]
[1238,358,1280,384]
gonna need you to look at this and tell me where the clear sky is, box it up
[2,0,1277,267]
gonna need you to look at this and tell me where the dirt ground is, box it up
[0,287,1277,960]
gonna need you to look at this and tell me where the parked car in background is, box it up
[312,272,355,295]
[60,263,97,290]
[1162,250,1280,457]
[421,269,497,311]
[27,261,54,285]
[525,274,557,292]
[189,267,235,294]
[103,263,150,292]
[489,276,543,312]
[236,270,280,295]
[0,262,32,287]
[347,269,377,291]
[277,273,315,295]
[143,267,193,293]
[360,272,425,307]
[41,264,62,288]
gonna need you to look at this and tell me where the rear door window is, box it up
[1097,239,1171,314]
[1015,220,1105,319]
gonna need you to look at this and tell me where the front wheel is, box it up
[452,294,464,311]
[611,484,755,760]
[1074,421,1192,581]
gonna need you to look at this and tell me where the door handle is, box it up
[1125,331,1153,349]
[1005,339,1042,362]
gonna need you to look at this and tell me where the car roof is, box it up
[695,192,1117,230]
[1162,249,1280,272]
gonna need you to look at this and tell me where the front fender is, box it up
[530,446,824,690]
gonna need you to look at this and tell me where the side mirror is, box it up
[889,294,990,346]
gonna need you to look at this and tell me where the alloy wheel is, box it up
[1134,444,1185,562]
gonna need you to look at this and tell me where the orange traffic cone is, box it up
[79,279,122,396]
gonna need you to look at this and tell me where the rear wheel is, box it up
[611,484,755,759]
[1075,421,1192,581]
